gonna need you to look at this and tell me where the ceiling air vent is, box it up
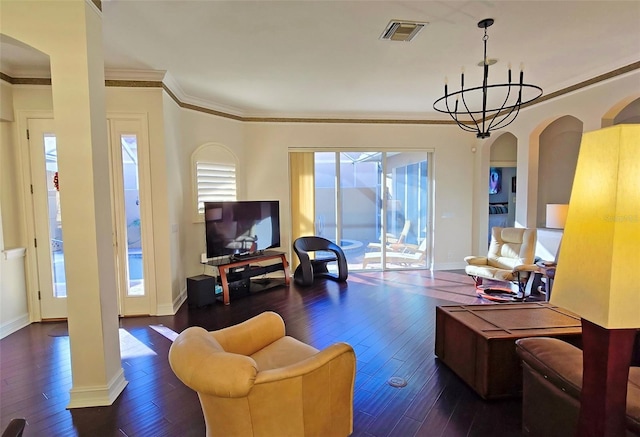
[380,20,428,42]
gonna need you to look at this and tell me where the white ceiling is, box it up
[1,1,639,119]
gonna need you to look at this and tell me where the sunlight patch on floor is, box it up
[149,324,179,342]
[119,328,157,359]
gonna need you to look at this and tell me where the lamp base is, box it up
[578,319,636,437]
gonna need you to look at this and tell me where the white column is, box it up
[1,0,127,407]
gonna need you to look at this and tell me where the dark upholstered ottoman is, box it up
[435,302,582,399]
[515,337,640,437]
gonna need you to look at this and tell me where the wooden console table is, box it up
[208,251,290,305]
[435,302,582,399]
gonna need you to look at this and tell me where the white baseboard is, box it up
[0,313,30,339]
[67,368,128,409]
[155,287,187,316]
[173,287,187,312]
[433,261,467,271]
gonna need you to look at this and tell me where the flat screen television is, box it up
[204,200,281,259]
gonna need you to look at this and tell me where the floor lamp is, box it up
[550,124,640,437]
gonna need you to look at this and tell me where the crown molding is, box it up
[162,71,245,118]
[105,69,166,82]
[1,61,638,124]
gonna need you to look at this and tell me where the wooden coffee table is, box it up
[435,302,582,399]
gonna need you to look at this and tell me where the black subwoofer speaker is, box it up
[186,275,216,307]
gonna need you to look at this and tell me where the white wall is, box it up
[0,248,28,338]
[1,81,14,122]
[474,70,640,251]
[537,115,582,227]
[162,93,188,309]
[0,117,29,338]
[243,122,476,269]
[177,108,245,279]
[1,65,638,329]
[105,87,174,315]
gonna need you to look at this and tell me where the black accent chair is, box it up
[293,236,348,286]
[2,418,26,437]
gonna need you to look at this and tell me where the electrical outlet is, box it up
[200,253,208,264]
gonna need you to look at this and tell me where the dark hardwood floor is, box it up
[0,269,526,437]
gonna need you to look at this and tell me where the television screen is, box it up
[489,167,502,194]
[205,200,280,258]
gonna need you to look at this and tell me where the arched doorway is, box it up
[487,132,517,245]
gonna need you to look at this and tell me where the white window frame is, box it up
[191,143,238,222]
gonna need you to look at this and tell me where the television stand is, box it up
[208,250,290,305]
[230,251,264,261]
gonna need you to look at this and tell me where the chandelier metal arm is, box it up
[487,74,515,128]
[487,96,521,131]
[485,78,518,132]
[441,83,481,133]
[459,77,483,131]
[433,83,543,115]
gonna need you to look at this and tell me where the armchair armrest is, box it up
[212,311,286,356]
[169,327,259,398]
[176,351,258,398]
[255,342,356,385]
[465,256,488,265]
[513,263,539,273]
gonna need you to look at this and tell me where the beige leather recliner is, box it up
[168,311,356,437]
[464,227,538,300]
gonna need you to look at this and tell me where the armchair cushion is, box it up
[251,336,319,370]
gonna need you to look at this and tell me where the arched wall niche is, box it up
[536,115,583,227]
[602,94,640,127]
[614,97,640,124]
[490,132,517,164]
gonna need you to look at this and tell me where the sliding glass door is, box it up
[310,150,432,271]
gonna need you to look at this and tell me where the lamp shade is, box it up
[546,204,569,229]
[550,125,640,329]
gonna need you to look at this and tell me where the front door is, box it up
[27,117,155,319]
[108,117,154,316]
[27,118,66,319]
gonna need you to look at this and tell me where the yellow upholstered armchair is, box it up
[168,311,356,437]
[464,227,538,301]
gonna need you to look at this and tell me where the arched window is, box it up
[192,143,237,221]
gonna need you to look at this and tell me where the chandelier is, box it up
[433,18,543,139]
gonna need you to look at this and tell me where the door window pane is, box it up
[384,152,429,270]
[121,134,145,296]
[314,151,431,271]
[45,135,66,298]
